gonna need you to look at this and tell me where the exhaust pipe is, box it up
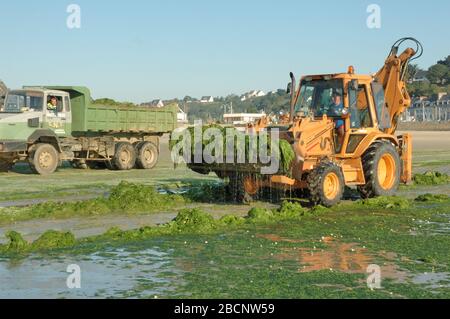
[289,72,296,122]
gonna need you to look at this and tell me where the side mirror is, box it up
[350,79,359,91]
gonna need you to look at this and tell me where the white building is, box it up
[177,106,188,124]
[200,96,214,103]
[240,90,266,101]
[223,112,266,127]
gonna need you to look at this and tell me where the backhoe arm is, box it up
[373,38,423,135]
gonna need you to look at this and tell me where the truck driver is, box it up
[47,96,58,111]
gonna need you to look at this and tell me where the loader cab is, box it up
[293,75,384,154]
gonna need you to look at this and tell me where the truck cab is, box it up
[1,88,72,139]
[1,85,177,175]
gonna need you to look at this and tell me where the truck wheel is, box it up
[113,142,136,170]
[0,159,13,172]
[29,144,59,175]
[135,142,159,169]
[307,161,345,207]
[358,141,401,199]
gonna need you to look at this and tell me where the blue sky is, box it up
[1,0,449,102]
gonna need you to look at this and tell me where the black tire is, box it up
[307,161,345,207]
[105,160,116,170]
[29,143,59,175]
[0,159,13,172]
[358,141,401,199]
[87,161,107,170]
[113,142,136,170]
[135,142,159,169]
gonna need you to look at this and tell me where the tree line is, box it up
[407,55,450,97]
[88,55,450,122]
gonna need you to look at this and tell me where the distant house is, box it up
[436,93,449,106]
[150,99,165,108]
[240,90,266,101]
[409,93,450,122]
[177,106,188,124]
[200,96,214,103]
[412,70,429,83]
[140,99,165,108]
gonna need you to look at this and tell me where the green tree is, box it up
[438,55,450,67]
[406,64,421,82]
[427,64,449,84]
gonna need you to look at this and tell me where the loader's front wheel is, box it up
[358,141,401,199]
[113,142,136,170]
[307,161,345,207]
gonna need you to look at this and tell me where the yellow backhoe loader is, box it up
[191,38,422,207]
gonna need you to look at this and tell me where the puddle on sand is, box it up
[412,272,450,290]
[415,214,450,235]
[0,247,182,299]
[260,235,408,281]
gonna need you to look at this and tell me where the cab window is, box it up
[47,95,64,113]
[3,92,43,113]
[64,96,71,112]
[295,79,344,118]
[349,85,373,128]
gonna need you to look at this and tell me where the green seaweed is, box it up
[170,125,295,174]
[277,201,308,219]
[247,207,274,222]
[31,230,76,250]
[169,208,217,233]
[184,182,228,203]
[358,196,411,209]
[0,182,186,225]
[413,171,450,186]
[5,231,29,252]
[218,215,246,226]
[415,193,450,203]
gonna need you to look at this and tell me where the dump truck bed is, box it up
[84,103,177,134]
[43,86,177,135]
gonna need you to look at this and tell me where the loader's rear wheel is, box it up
[29,143,59,175]
[135,142,159,169]
[358,141,401,199]
[113,142,136,170]
[0,159,13,172]
[307,161,345,207]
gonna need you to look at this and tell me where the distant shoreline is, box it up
[398,122,450,131]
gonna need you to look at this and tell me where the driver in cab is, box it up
[318,92,346,148]
[47,96,58,111]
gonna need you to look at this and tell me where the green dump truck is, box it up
[0,86,177,175]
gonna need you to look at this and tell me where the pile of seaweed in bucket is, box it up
[170,125,295,173]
